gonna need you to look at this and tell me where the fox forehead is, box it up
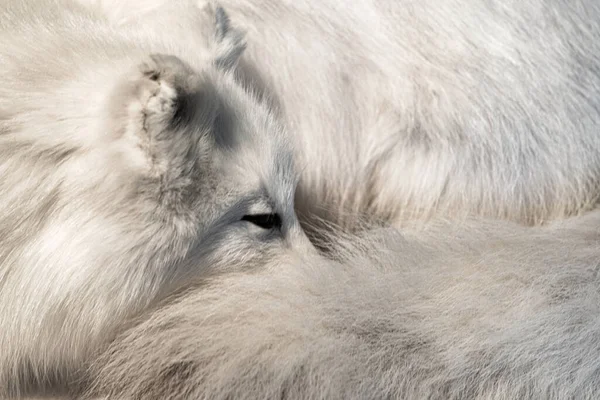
[204,68,296,198]
[216,130,296,209]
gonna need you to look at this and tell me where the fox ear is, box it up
[136,54,219,130]
[107,53,220,159]
[213,5,246,71]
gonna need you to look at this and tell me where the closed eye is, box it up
[241,213,282,230]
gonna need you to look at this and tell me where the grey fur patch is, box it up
[213,6,246,71]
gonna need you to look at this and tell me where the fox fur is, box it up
[0,0,314,396]
[78,0,600,231]
[3,0,600,398]
[87,211,600,400]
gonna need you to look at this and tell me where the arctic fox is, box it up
[0,0,313,395]
[79,0,600,231]
[3,0,600,398]
[86,211,600,400]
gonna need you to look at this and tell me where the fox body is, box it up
[80,0,600,230]
[3,0,600,398]
[89,212,600,400]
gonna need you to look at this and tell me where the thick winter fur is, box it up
[4,0,600,398]
[0,0,314,396]
[78,0,600,231]
[87,211,600,399]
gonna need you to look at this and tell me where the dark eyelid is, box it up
[242,213,282,230]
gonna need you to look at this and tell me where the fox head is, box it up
[0,4,312,395]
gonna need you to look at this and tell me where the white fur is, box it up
[3,0,600,398]
[77,0,600,230]
[0,1,313,396]
[87,212,600,399]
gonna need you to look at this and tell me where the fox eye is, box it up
[241,213,282,230]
